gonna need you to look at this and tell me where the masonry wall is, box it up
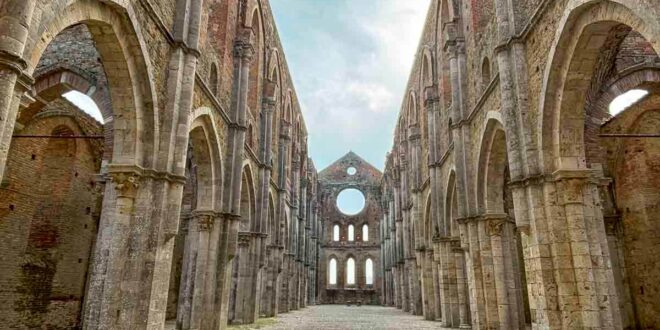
[382,0,660,328]
[0,0,317,329]
[317,153,382,305]
[0,99,103,328]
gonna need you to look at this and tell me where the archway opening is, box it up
[543,15,660,327]
[0,19,140,328]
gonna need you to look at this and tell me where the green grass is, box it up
[227,318,278,329]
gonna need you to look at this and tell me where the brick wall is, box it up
[0,99,102,328]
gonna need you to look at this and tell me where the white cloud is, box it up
[271,0,430,169]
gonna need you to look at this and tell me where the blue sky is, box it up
[270,0,431,171]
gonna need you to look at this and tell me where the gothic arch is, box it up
[407,91,418,126]
[239,163,257,232]
[423,191,434,247]
[476,116,508,214]
[444,170,458,237]
[538,0,660,173]
[421,48,434,87]
[188,108,224,211]
[26,0,157,166]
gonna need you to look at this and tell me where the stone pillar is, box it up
[176,211,218,330]
[419,249,437,320]
[438,236,459,327]
[83,172,139,329]
[217,28,255,329]
[454,246,470,329]
[0,0,36,181]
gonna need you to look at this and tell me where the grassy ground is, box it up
[227,318,279,329]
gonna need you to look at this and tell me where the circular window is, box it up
[347,167,357,175]
[336,188,366,216]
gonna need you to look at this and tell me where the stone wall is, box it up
[0,0,318,329]
[317,152,383,305]
[381,0,660,329]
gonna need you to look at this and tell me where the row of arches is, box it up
[0,0,316,329]
[382,0,660,329]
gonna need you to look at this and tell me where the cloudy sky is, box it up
[271,0,431,171]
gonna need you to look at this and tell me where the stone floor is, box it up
[228,305,447,330]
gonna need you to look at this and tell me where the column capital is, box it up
[110,172,140,199]
[238,231,252,246]
[444,38,465,58]
[279,120,291,140]
[233,29,255,61]
[0,50,28,73]
[407,125,421,141]
[192,210,216,231]
[423,85,440,107]
[262,96,276,114]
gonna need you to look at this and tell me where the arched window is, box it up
[210,63,219,95]
[482,57,491,90]
[329,258,337,285]
[348,224,354,241]
[362,224,369,241]
[365,258,374,285]
[333,224,340,241]
[346,258,355,285]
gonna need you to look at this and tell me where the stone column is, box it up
[176,211,218,330]
[420,249,437,320]
[216,28,255,329]
[0,0,36,181]
[253,94,276,319]
[83,171,139,329]
[454,245,470,329]
[437,236,459,327]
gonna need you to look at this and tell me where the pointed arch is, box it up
[538,0,660,173]
[346,256,356,286]
[239,163,256,232]
[328,256,338,286]
[26,0,158,166]
[444,170,458,236]
[188,108,224,211]
[424,191,434,245]
[421,47,434,87]
[209,62,219,95]
[407,91,419,126]
[365,258,374,286]
[476,114,507,214]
